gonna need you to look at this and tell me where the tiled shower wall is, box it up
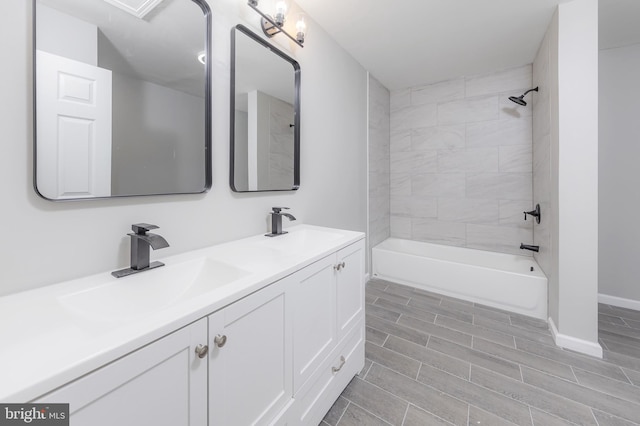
[389,65,535,255]
[532,28,552,276]
[368,75,391,264]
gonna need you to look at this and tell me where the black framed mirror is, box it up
[230,25,300,192]
[33,0,212,201]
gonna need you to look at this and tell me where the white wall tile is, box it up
[411,125,466,151]
[499,145,532,172]
[368,74,391,270]
[411,77,465,105]
[390,88,410,112]
[438,198,499,224]
[391,195,437,218]
[390,130,411,152]
[391,103,437,132]
[438,96,500,125]
[438,148,499,173]
[390,216,412,239]
[412,218,466,246]
[390,173,411,196]
[386,66,533,256]
[533,133,550,199]
[465,65,532,98]
[412,173,466,198]
[467,119,532,148]
[369,216,390,248]
[391,150,437,174]
[466,173,532,201]
[466,224,533,256]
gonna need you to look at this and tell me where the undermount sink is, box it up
[58,258,249,322]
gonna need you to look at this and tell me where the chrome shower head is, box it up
[509,87,539,106]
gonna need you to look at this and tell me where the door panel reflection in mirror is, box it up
[231,25,300,192]
[34,0,212,200]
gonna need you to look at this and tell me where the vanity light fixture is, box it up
[247,0,306,47]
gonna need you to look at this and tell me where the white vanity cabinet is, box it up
[34,319,208,426]
[206,238,365,426]
[288,239,365,425]
[15,226,366,426]
[207,275,293,425]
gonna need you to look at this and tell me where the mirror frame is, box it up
[230,24,300,193]
[32,0,213,201]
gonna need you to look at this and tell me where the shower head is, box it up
[509,95,527,106]
[509,87,539,106]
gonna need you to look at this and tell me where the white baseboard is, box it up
[548,317,603,359]
[598,293,640,311]
[364,273,371,283]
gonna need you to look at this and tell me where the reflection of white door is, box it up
[36,50,112,199]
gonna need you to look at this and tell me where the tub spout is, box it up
[520,243,539,252]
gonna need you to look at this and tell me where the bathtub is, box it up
[372,238,548,319]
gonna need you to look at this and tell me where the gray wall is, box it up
[599,42,640,305]
[389,66,534,256]
[533,0,600,356]
[36,4,97,65]
[110,73,205,196]
[368,74,390,271]
[0,0,367,296]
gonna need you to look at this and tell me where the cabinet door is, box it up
[34,319,208,426]
[208,277,292,426]
[336,240,365,340]
[291,254,337,392]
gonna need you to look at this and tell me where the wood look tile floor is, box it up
[323,279,640,426]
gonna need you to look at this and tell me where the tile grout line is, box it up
[334,400,350,426]
[399,402,410,426]
[466,404,471,426]
[344,399,395,426]
[569,365,578,383]
[471,364,602,424]
[590,407,601,426]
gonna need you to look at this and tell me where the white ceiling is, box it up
[296,0,640,91]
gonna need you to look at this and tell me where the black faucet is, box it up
[265,207,296,237]
[523,204,541,224]
[112,223,170,278]
[520,243,540,253]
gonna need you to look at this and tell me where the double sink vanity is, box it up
[0,225,365,425]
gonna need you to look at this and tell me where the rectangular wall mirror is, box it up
[34,0,212,201]
[230,25,300,192]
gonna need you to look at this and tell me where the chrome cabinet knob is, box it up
[214,334,227,348]
[334,262,346,271]
[195,344,208,359]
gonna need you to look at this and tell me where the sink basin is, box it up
[58,258,249,322]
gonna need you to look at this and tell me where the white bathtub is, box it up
[372,238,548,319]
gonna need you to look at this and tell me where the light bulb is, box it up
[295,15,306,44]
[275,1,287,26]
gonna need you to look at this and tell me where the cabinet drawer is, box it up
[292,321,364,426]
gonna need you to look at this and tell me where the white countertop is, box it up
[0,224,365,402]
